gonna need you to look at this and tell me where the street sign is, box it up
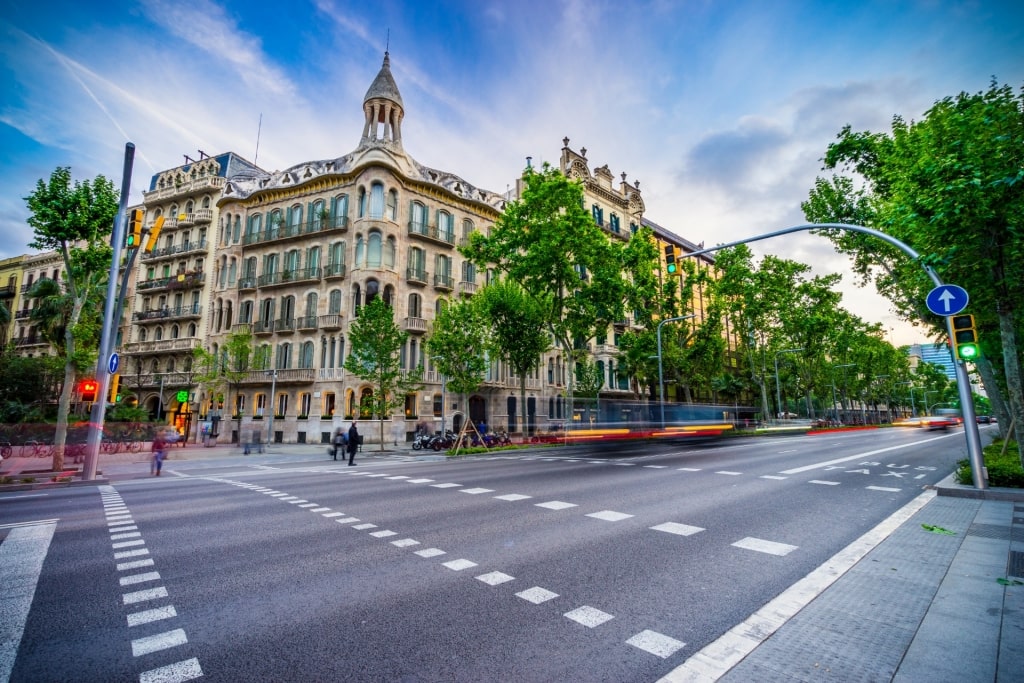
[925,285,969,316]
[108,352,119,374]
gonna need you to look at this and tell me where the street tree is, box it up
[343,298,423,449]
[24,167,118,470]
[461,163,627,421]
[424,297,490,434]
[193,327,264,443]
[475,279,550,435]
[804,80,1024,460]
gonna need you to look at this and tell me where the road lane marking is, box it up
[651,522,705,536]
[536,501,577,510]
[415,548,446,558]
[114,548,150,559]
[117,558,155,571]
[128,605,177,627]
[460,488,495,494]
[809,480,840,486]
[732,537,798,556]
[112,539,146,549]
[627,630,685,658]
[387,476,410,480]
[310,507,331,512]
[321,512,344,518]
[139,657,203,683]
[131,628,188,656]
[119,571,161,586]
[715,471,742,476]
[109,525,139,533]
[780,433,957,474]
[760,475,787,480]
[494,494,532,501]
[678,468,701,472]
[370,530,398,538]
[564,606,614,628]
[336,517,360,524]
[123,587,169,604]
[476,571,515,585]
[661,490,937,683]
[442,559,478,571]
[391,539,420,548]
[430,482,462,488]
[516,587,559,604]
[587,510,633,522]
[352,523,377,530]
[406,478,434,483]
[867,486,902,492]
[0,521,56,682]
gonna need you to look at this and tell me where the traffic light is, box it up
[80,379,99,403]
[950,314,979,360]
[664,244,678,275]
[144,216,165,253]
[126,209,143,249]
[108,373,120,403]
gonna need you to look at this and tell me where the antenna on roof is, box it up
[386,28,390,52]
[254,113,263,165]
[197,150,208,160]
[183,154,195,165]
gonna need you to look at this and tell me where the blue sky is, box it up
[2,0,1021,344]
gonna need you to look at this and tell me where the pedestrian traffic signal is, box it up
[950,314,979,360]
[80,379,99,403]
[664,244,678,274]
[126,209,143,249]
[144,216,165,253]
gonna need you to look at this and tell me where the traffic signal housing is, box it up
[144,216,165,253]
[664,244,678,275]
[950,314,979,361]
[80,379,99,403]
[126,209,143,249]
[108,373,121,403]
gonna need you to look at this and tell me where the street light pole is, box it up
[657,314,696,428]
[774,348,803,421]
[266,369,277,447]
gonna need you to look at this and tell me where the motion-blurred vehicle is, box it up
[894,416,956,431]
[976,415,992,424]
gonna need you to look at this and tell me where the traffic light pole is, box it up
[679,222,987,489]
[83,143,135,481]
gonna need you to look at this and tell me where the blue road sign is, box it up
[108,352,119,375]
[925,285,969,316]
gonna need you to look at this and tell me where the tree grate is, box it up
[1009,551,1024,579]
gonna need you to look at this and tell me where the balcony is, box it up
[142,175,226,201]
[323,262,346,280]
[275,317,296,334]
[296,315,318,332]
[14,308,31,319]
[232,323,253,334]
[240,368,316,385]
[458,281,477,297]
[0,284,16,298]
[256,266,322,290]
[178,212,195,227]
[253,319,274,335]
[137,270,205,292]
[407,220,455,247]
[433,274,454,292]
[406,267,428,286]
[242,216,349,247]
[124,371,194,388]
[142,238,208,262]
[122,338,199,355]
[21,277,55,294]
[319,314,343,330]
[238,276,257,291]
[193,208,213,223]
[133,304,203,322]
[403,316,427,334]
[594,344,617,355]
[14,335,45,347]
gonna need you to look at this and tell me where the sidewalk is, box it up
[663,475,1024,682]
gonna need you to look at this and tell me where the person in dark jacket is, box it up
[346,421,359,465]
[331,427,346,460]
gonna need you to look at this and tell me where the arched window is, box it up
[299,341,315,369]
[329,289,342,314]
[369,182,384,219]
[202,196,211,209]
[247,214,261,241]
[305,292,318,318]
[357,187,366,217]
[284,249,300,274]
[167,358,176,372]
[228,257,237,285]
[223,302,231,330]
[139,328,148,342]
[352,284,361,311]
[367,231,382,267]
[280,295,295,323]
[171,324,180,339]
[329,242,344,273]
[155,327,163,341]
[355,235,364,266]
[244,257,257,279]
[334,194,348,224]
[462,218,474,239]
[276,343,292,369]
[437,210,453,241]
[408,292,421,318]
[365,279,380,304]
[409,247,425,276]
[359,387,373,418]
[188,322,197,337]
[384,236,396,268]
[462,260,476,283]
[410,202,426,232]
[290,203,303,228]
[151,359,160,374]
[383,285,394,306]
[435,298,447,316]
[386,189,398,220]
[232,216,241,243]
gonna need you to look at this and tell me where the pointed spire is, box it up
[360,52,405,148]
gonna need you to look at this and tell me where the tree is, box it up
[193,328,263,443]
[425,297,490,434]
[0,354,62,423]
[24,167,118,470]
[461,163,627,423]
[343,298,422,450]
[804,81,1024,462]
[475,279,550,435]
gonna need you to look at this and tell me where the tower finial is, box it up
[386,29,390,54]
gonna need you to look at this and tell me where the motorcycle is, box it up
[411,432,432,450]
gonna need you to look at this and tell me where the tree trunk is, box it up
[975,355,1011,439]
[996,309,1024,466]
[51,362,74,471]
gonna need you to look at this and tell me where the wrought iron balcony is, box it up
[296,315,318,331]
[253,319,274,335]
[137,271,205,292]
[133,304,203,322]
[433,274,454,291]
[407,220,455,247]
[406,267,428,286]
[323,262,346,280]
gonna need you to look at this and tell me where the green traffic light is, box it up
[959,344,979,359]
[667,263,677,274]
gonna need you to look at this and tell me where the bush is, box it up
[956,440,1023,487]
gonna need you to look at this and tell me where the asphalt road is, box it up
[1,426,978,682]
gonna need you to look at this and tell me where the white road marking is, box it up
[298,503,318,508]
[109,525,138,533]
[310,507,331,512]
[415,548,446,558]
[123,587,169,604]
[119,571,161,586]
[628,630,686,658]
[615,463,637,466]
[336,517,361,524]
[114,548,150,559]
[391,539,420,548]
[370,530,398,538]
[127,605,177,627]
[715,471,742,476]
[287,499,308,504]
[0,521,55,682]
[406,478,434,483]
[780,433,957,474]
[678,467,701,472]
[387,476,410,480]
[460,488,495,494]
[564,606,614,628]
[139,657,203,683]
[760,475,787,480]
[112,539,145,549]
[494,494,532,501]
[516,587,559,604]
[117,558,155,571]
[111,531,142,540]
[0,519,59,530]
[476,571,515,585]
[587,510,634,522]
[442,559,478,571]
[322,512,344,518]
[809,480,840,486]
[270,493,289,497]
[651,522,705,536]
[364,473,390,478]
[431,483,462,488]
[644,465,669,469]
[535,501,577,510]
[732,537,798,556]
[131,628,188,656]
[867,486,902,492]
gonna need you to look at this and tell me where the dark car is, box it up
[976,415,992,424]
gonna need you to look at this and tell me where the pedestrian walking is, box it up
[346,421,359,466]
[151,428,167,476]
[332,427,346,461]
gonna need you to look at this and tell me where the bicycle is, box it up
[24,440,54,458]
[0,441,12,459]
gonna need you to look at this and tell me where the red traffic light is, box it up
[80,379,99,403]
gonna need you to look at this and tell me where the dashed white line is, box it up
[442,559,478,571]
[322,512,344,518]
[587,510,634,522]
[391,539,420,548]
[732,537,798,556]
[370,530,398,538]
[535,501,577,510]
[310,507,331,512]
[564,606,614,628]
[119,571,161,586]
[650,522,705,536]
[123,587,169,605]
[111,531,142,540]
[516,587,559,604]
[112,539,146,549]
[131,628,188,656]
[760,475,787,480]
[867,486,901,492]
[678,467,701,472]
[114,548,150,560]
[127,605,177,627]
[117,558,155,571]
[494,494,532,501]
[809,480,840,486]
[715,471,742,476]
[460,488,495,495]
[336,517,361,524]
[415,548,446,558]
[406,478,434,483]
[476,571,515,586]
[431,483,462,488]
[627,630,686,658]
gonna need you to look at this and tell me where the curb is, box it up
[928,472,1024,502]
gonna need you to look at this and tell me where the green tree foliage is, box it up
[23,167,118,469]
[0,354,62,422]
[803,81,1024,461]
[193,327,262,439]
[460,163,627,416]
[474,279,550,434]
[344,298,422,449]
[425,297,490,426]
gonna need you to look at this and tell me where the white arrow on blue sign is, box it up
[108,352,119,375]
[925,285,969,316]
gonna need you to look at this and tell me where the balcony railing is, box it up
[137,271,205,292]
[122,338,199,354]
[242,216,349,246]
[253,319,274,335]
[133,304,203,322]
[232,322,253,334]
[407,220,455,247]
[142,175,226,201]
[239,368,316,384]
[403,317,427,333]
[142,238,208,262]
[14,308,31,319]
[275,317,296,333]
[14,335,44,347]
[319,314,343,330]
[193,208,213,223]
[323,262,346,279]
[296,315,318,331]
[0,284,16,298]
[255,266,322,289]
[238,275,257,291]
[433,274,454,291]
[406,267,428,285]
[458,281,477,296]
[21,277,55,293]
